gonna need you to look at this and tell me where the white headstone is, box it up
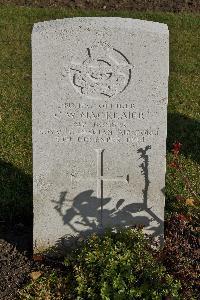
[32,17,168,253]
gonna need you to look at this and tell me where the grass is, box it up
[0,5,199,224]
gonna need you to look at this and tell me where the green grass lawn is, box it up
[0,5,199,225]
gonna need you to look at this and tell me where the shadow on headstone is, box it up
[49,189,163,256]
[48,146,163,255]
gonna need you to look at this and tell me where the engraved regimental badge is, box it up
[68,41,133,99]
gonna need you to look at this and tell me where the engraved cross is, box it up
[71,149,129,226]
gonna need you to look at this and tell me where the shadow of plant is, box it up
[51,146,163,253]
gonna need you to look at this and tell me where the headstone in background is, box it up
[32,17,168,253]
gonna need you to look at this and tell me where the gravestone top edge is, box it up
[32,17,168,35]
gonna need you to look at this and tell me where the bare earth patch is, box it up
[0,239,31,300]
[0,0,199,13]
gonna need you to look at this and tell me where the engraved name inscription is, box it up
[40,101,159,145]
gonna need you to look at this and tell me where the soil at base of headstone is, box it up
[0,225,31,299]
[0,0,199,13]
[0,225,66,300]
[0,239,30,300]
[0,220,198,299]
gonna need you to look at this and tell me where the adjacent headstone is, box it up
[32,17,169,253]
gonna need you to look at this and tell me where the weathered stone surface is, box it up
[32,17,169,252]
